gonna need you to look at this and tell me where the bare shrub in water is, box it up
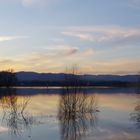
[58,66,99,140]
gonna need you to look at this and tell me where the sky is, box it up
[0,0,140,74]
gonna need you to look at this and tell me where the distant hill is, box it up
[16,72,66,81]
[16,71,139,82]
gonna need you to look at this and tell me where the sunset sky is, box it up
[0,0,140,74]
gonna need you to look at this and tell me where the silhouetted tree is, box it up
[64,65,84,87]
[0,69,17,87]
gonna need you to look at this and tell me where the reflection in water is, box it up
[130,87,140,129]
[0,88,36,136]
[58,88,99,140]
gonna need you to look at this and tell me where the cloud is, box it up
[62,26,140,45]
[0,40,139,74]
[81,59,140,75]
[62,32,94,41]
[8,0,65,8]
[0,43,94,73]
[0,0,55,7]
[18,0,59,7]
[84,48,94,56]
[0,126,8,132]
[42,45,79,56]
[0,36,28,42]
[21,0,33,6]
[127,0,140,9]
[0,59,15,64]
[0,52,139,74]
[21,0,46,7]
[0,44,80,72]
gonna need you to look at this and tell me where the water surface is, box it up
[0,87,140,140]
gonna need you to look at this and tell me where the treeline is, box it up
[0,70,140,87]
[0,69,17,87]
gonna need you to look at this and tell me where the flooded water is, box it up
[0,87,140,140]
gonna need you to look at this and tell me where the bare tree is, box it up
[58,66,99,140]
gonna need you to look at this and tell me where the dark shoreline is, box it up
[0,86,139,96]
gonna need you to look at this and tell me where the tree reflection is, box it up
[130,86,140,129]
[58,87,99,140]
[0,88,35,136]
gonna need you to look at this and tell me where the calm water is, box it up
[0,87,140,140]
